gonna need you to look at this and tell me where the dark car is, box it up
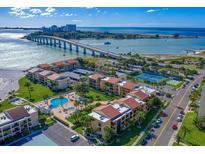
[153,123,160,128]
[145,133,152,140]
[140,139,148,146]
[160,111,167,117]
[180,110,185,115]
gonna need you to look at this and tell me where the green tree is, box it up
[75,82,89,96]
[24,82,33,100]
[135,111,146,124]
[175,134,182,145]
[103,126,114,143]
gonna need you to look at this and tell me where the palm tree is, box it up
[181,126,190,139]
[135,111,146,125]
[8,90,16,99]
[175,134,182,146]
[24,82,32,100]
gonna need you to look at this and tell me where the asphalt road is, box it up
[147,75,203,146]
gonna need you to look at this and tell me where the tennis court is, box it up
[136,72,167,83]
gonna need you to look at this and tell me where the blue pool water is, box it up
[67,107,76,111]
[49,98,69,109]
[136,73,167,83]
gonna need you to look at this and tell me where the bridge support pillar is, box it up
[54,39,57,47]
[63,42,66,49]
[100,53,105,57]
[50,38,53,46]
[92,50,95,56]
[46,38,49,45]
[76,45,79,52]
[42,38,45,44]
[69,44,72,51]
[58,40,61,48]
[83,48,86,54]
[40,38,42,44]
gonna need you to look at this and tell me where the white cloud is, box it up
[146,8,169,13]
[45,7,56,13]
[40,7,56,17]
[146,9,159,13]
[9,7,57,18]
[30,8,42,14]
[9,7,36,19]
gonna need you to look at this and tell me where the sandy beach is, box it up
[0,69,24,100]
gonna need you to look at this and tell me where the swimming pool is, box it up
[67,107,76,111]
[49,97,69,109]
[136,73,167,83]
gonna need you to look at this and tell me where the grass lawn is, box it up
[172,142,183,146]
[110,108,159,146]
[0,100,16,112]
[16,77,56,102]
[85,88,117,101]
[181,65,197,70]
[177,112,205,146]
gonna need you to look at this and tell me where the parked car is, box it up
[160,111,167,117]
[156,118,163,124]
[176,116,182,122]
[145,133,152,140]
[153,123,160,128]
[70,135,79,142]
[180,110,185,115]
[140,139,147,146]
[172,124,178,130]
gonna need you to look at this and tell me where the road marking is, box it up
[153,76,201,146]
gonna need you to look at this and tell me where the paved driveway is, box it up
[43,122,91,146]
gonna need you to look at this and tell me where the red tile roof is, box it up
[94,104,121,119]
[47,73,61,81]
[38,63,51,70]
[117,97,140,109]
[106,77,121,84]
[28,67,42,73]
[39,70,54,76]
[129,90,149,101]
[53,61,65,67]
[121,81,138,90]
[6,106,30,121]
[89,73,104,81]
[67,59,77,65]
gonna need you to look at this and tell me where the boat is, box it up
[104,41,111,45]
[116,46,119,49]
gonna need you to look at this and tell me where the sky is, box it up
[0,7,205,28]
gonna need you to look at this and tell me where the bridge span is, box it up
[27,35,127,59]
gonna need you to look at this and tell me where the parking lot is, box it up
[43,122,91,146]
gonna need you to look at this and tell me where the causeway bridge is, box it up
[27,35,127,59]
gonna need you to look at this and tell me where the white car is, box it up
[176,116,182,122]
[70,135,79,142]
